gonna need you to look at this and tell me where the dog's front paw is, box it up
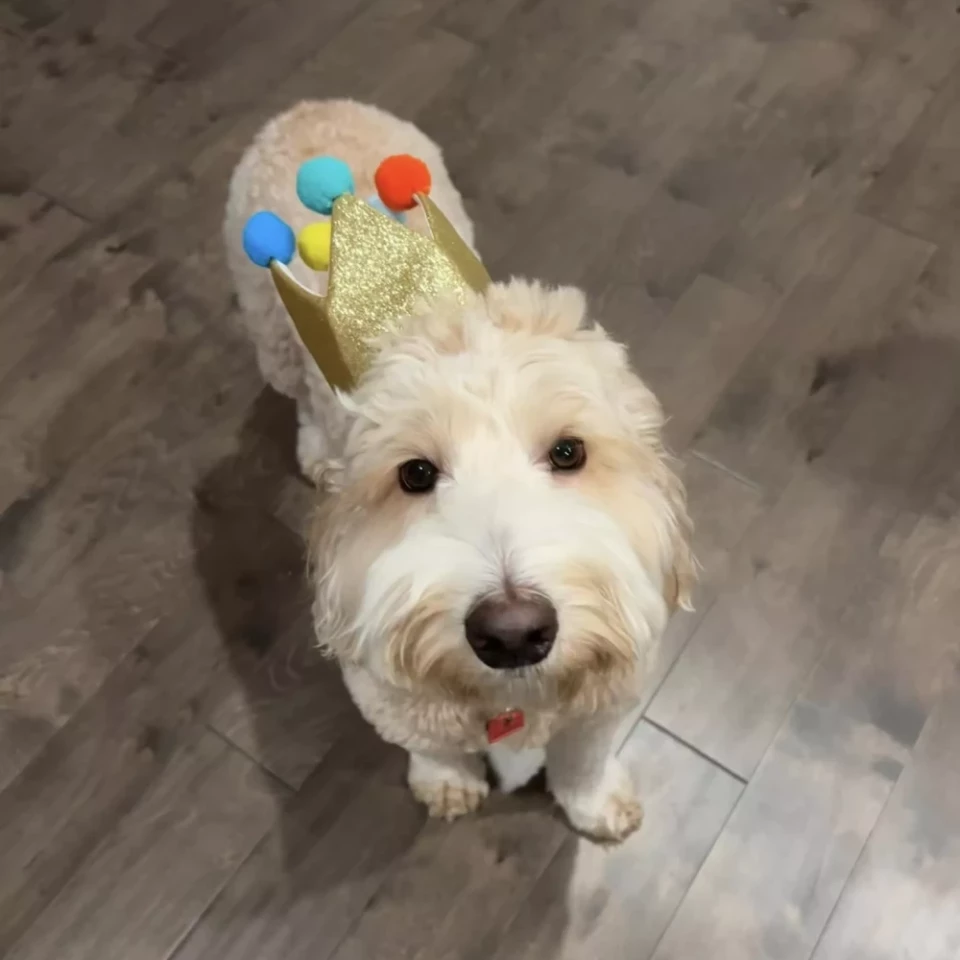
[408,752,489,821]
[554,758,644,843]
[296,422,328,486]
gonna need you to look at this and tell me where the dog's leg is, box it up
[408,749,489,821]
[296,402,328,484]
[546,714,643,843]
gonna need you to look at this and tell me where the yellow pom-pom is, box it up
[297,222,332,271]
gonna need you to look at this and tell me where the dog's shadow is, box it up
[190,389,365,861]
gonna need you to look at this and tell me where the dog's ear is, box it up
[308,488,364,661]
[651,446,697,615]
[663,518,696,613]
[614,361,697,614]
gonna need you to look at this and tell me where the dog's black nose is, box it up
[464,594,558,669]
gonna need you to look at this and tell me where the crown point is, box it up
[374,154,431,211]
[242,211,295,267]
[297,156,355,215]
[297,221,333,271]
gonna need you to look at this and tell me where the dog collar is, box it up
[485,708,525,744]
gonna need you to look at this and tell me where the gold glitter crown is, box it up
[241,154,490,392]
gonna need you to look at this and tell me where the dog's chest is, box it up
[342,666,560,752]
[407,700,560,753]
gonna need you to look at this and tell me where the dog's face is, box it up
[311,280,693,707]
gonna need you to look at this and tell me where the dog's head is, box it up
[310,280,694,707]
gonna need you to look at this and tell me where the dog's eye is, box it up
[548,438,586,471]
[398,458,439,494]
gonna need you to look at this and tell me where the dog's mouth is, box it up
[468,636,554,671]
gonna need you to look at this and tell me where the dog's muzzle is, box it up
[464,593,557,670]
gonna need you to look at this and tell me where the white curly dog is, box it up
[224,99,693,842]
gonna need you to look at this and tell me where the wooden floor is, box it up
[2,0,960,957]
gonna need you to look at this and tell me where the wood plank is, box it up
[693,215,933,491]
[0,24,168,204]
[0,570,179,793]
[0,325,254,777]
[0,0,173,42]
[329,794,565,960]
[421,0,770,234]
[0,377,319,792]
[6,729,277,960]
[434,0,529,43]
[460,14,766,289]
[604,452,767,753]
[811,686,960,960]
[419,0,655,176]
[629,274,770,452]
[0,330,255,758]
[42,0,475,273]
[0,610,233,953]
[204,607,354,790]
[589,186,725,328]
[134,0,258,51]
[0,435,319,944]
[0,325,251,600]
[419,0,686,254]
[885,2,960,96]
[607,25,766,178]
[648,282,960,778]
[0,315,309,907]
[678,38,930,221]
[280,7,476,121]
[30,0,382,217]
[488,159,657,289]
[861,64,960,247]
[0,191,87,303]
[740,0,959,81]
[804,411,960,959]
[900,239,960,344]
[512,9,763,186]
[188,388,344,790]
[169,732,425,960]
[700,32,937,302]
[0,229,161,394]
[0,388,371,951]
[650,700,907,960]
[0,155,318,833]
[490,721,743,960]
[800,398,960,748]
[653,401,960,960]
[0,222,252,579]
[37,0,472,223]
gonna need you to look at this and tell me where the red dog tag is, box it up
[486,709,525,744]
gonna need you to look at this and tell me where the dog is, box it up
[224,99,694,842]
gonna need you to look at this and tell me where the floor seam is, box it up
[642,716,748,785]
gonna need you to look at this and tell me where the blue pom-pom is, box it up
[297,157,355,215]
[242,211,295,267]
[365,195,407,223]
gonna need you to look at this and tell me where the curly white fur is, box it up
[224,100,694,842]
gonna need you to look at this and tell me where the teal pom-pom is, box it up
[365,195,407,223]
[297,156,355,215]
[242,211,295,267]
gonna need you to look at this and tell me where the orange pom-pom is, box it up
[374,154,431,212]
